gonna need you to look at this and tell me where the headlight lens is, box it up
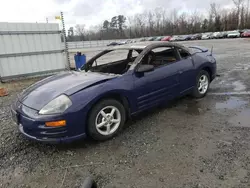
[39,95,72,115]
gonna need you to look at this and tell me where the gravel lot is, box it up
[1,38,250,188]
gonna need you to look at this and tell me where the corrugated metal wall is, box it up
[0,22,66,81]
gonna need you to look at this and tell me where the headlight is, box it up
[39,95,72,115]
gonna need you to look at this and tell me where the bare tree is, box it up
[161,9,167,34]
[208,3,221,31]
[241,6,245,28]
[210,3,220,18]
[245,0,250,26]
[189,11,203,33]
[134,13,146,37]
[154,7,164,35]
[127,16,134,38]
[75,24,86,40]
[178,12,188,34]
[170,9,179,34]
[67,2,250,41]
[220,9,229,30]
[147,11,155,36]
[232,0,245,29]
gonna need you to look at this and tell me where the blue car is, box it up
[12,42,216,143]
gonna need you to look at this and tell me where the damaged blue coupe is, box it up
[12,42,216,143]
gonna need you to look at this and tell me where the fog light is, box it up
[45,120,66,127]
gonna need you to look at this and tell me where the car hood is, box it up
[18,71,117,110]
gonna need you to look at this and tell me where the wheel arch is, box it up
[201,66,212,81]
[97,92,131,116]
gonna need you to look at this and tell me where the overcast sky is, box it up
[0,0,235,29]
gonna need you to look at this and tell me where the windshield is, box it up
[82,49,141,74]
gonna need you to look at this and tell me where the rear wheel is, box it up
[192,70,210,98]
[87,99,126,141]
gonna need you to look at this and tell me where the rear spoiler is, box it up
[188,46,208,52]
[188,46,213,55]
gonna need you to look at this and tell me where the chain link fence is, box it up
[67,38,140,49]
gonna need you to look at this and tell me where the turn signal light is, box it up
[45,120,66,127]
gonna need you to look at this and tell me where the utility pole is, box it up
[60,11,70,70]
[46,18,48,23]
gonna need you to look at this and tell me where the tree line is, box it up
[67,0,250,41]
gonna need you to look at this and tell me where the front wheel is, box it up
[87,99,126,141]
[192,70,210,98]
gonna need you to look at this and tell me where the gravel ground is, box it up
[1,38,250,188]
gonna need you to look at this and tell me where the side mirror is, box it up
[136,64,154,73]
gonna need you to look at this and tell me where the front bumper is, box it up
[11,103,86,144]
[18,124,85,143]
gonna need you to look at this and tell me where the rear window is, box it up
[178,48,190,58]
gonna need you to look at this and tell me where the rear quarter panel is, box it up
[191,53,216,80]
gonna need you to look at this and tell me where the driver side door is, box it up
[133,47,181,112]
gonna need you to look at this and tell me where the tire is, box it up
[87,99,126,141]
[192,70,210,98]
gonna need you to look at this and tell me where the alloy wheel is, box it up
[198,75,209,94]
[95,106,121,136]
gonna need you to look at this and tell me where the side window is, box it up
[127,50,140,63]
[178,48,190,59]
[141,47,177,68]
[132,50,139,58]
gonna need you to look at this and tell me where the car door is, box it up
[176,48,196,94]
[133,47,181,112]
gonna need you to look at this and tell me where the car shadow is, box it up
[53,95,194,150]
[23,95,200,152]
